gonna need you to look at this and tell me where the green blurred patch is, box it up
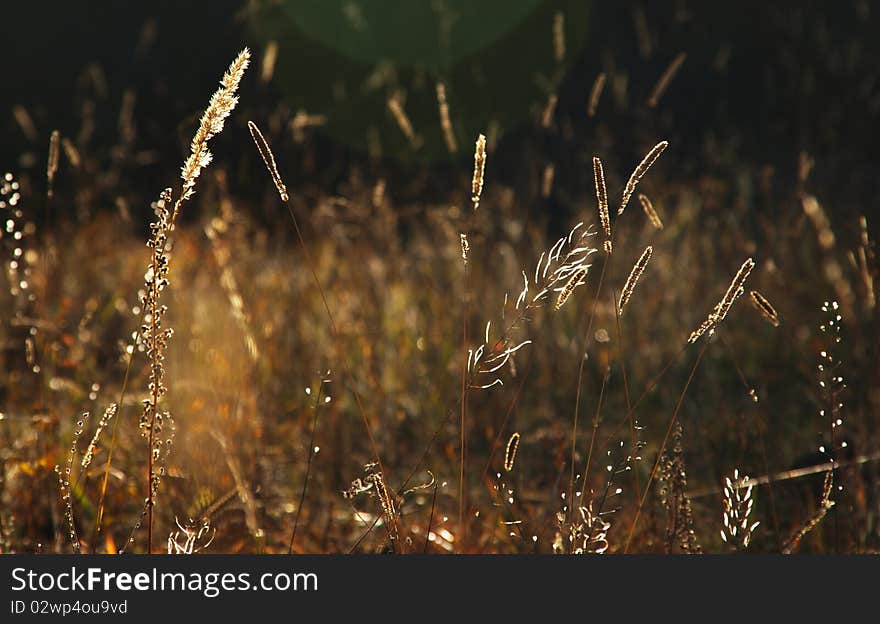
[248,0,590,162]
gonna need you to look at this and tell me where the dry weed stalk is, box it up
[593,156,611,254]
[553,503,609,554]
[801,194,834,250]
[120,48,250,553]
[688,258,755,343]
[343,462,400,547]
[178,48,250,211]
[858,216,875,309]
[619,141,668,214]
[553,12,565,62]
[815,300,845,516]
[555,266,589,310]
[802,195,854,312]
[648,52,687,108]
[798,150,815,183]
[289,376,331,553]
[290,110,327,143]
[471,134,487,211]
[749,290,780,327]
[775,301,847,553]
[61,138,81,168]
[541,163,555,198]
[541,94,558,128]
[46,130,60,198]
[657,422,702,554]
[260,40,278,84]
[436,82,458,153]
[248,121,288,201]
[371,179,386,208]
[633,6,652,57]
[504,432,520,472]
[168,518,215,554]
[782,472,834,554]
[638,193,663,229]
[387,91,417,146]
[136,188,178,552]
[1,171,40,399]
[55,413,89,553]
[81,404,117,471]
[587,72,606,117]
[118,90,136,145]
[12,105,37,141]
[468,223,597,388]
[720,469,760,550]
[618,246,652,314]
[459,133,487,542]
[1,173,36,304]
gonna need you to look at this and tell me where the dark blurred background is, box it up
[2,0,878,223]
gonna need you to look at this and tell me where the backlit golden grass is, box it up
[0,45,878,556]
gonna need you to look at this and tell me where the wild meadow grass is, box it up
[0,41,878,556]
